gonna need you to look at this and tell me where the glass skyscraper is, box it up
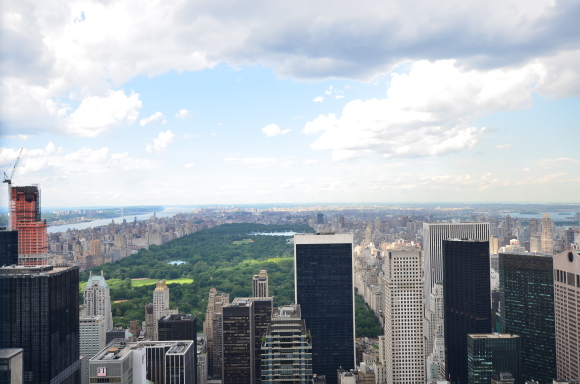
[467,333,522,384]
[499,252,557,383]
[294,233,354,384]
[0,265,80,384]
[443,239,491,384]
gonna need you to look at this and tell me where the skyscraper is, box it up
[261,305,312,384]
[84,270,113,332]
[443,240,491,384]
[553,250,580,380]
[423,222,490,310]
[381,248,425,384]
[0,230,18,266]
[294,233,355,383]
[252,270,269,298]
[467,334,521,384]
[158,314,197,341]
[203,288,229,379]
[541,213,554,254]
[0,265,80,384]
[499,252,556,383]
[9,186,49,266]
[222,297,273,384]
[79,315,107,359]
[152,280,179,340]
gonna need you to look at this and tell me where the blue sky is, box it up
[1,0,579,207]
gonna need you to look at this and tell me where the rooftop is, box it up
[468,333,520,339]
[0,348,23,358]
[0,265,76,276]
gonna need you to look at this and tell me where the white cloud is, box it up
[304,60,543,160]
[2,135,28,140]
[325,86,333,95]
[146,130,175,155]
[184,163,195,168]
[537,158,579,169]
[495,144,511,150]
[67,90,142,137]
[313,96,325,103]
[335,95,344,99]
[262,124,290,137]
[175,109,191,119]
[140,112,164,126]
[304,159,318,165]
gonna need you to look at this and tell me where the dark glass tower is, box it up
[0,265,80,384]
[467,334,521,384]
[499,252,556,383]
[294,233,354,384]
[158,313,197,341]
[443,240,491,384]
[0,231,18,266]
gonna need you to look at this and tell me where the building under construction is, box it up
[9,186,48,266]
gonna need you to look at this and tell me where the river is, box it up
[47,207,191,233]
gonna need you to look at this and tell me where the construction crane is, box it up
[3,148,23,185]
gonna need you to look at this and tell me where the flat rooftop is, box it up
[0,265,75,276]
[468,333,520,339]
[0,348,23,358]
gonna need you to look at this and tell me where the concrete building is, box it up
[84,271,113,331]
[89,339,146,384]
[381,248,425,384]
[0,265,80,384]
[203,288,229,380]
[467,334,521,384]
[152,280,179,340]
[80,315,107,359]
[252,270,269,298]
[554,250,580,381]
[294,233,355,383]
[0,349,23,384]
[261,305,312,384]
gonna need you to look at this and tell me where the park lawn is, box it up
[233,238,254,245]
[131,277,193,287]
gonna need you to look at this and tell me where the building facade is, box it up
[541,213,554,254]
[152,280,179,340]
[84,271,113,332]
[158,314,197,342]
[554,250,580,381]
[294,233,355,383]
[381,248,425,384]
[443,240,491,384]
[0,265,80,384]
[467,334,521,384]
[9,186,49,266]
[0,230,18,267]
[80,315,107,359]
[499,252,557,383]
[261,305,312,384]
[252,270,269,298]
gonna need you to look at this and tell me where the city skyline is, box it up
[1,0,579,207]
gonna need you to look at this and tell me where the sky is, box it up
[1,0,579,207]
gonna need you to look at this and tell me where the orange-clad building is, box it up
[10,186,49,266]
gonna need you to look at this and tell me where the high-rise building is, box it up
[542,213,554,254]
[222,297,273,384]
[252,270,269,298]
[9,186,49,266]
[316,214,324,225]
[423,222,490,310]
[499,252,557,383]
[261,305,312,384]
[83,270,113,331]
[158,314,197,342]
[203,288,229,379]
[294,233,355,383]
[467,334,522,384]
[381,248,425,384]
[0,349,23,384]
[425,284,444,361]
[80,315,107,359]
[554,250,580,380]
[152,280,179,340]
[0,230,18,266]
[443,240,491,384]
[0,265,80,384]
